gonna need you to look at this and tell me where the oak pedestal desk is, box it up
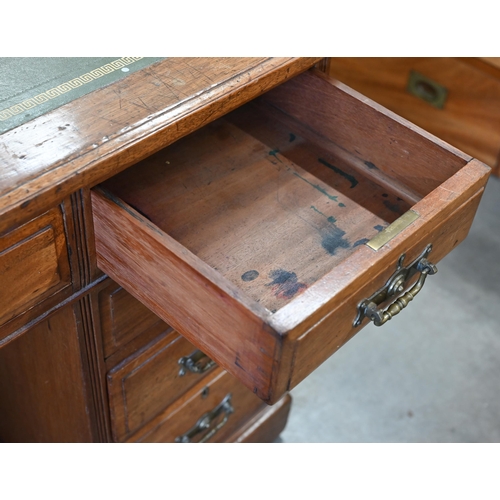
[0,58,490,442]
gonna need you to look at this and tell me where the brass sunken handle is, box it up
[363,258,437,326]
[175,393,234,443]
[178,349,216,376]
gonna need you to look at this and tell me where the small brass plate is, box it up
[367,210,420,251]
[407,70,448,109]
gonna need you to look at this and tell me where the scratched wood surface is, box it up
[103,116,398,312]
[0,57,321,235]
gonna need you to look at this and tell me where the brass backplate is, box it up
[367,210,420,251]
[407,70,448,109]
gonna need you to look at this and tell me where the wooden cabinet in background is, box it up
[326,57,500,177]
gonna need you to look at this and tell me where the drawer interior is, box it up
[102,70,469,314]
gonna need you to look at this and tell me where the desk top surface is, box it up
[0,57,321,234]
[0,58,164,134]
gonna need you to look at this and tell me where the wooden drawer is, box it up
[0,207,71,331]
[91,68,490,404]
[128,368,266,443]
[107,328,217,441]
[326,57,500,175]
[98,279,168,358]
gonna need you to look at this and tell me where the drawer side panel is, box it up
[91,188,281,403]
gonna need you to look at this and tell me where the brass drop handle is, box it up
[175,393,234,443]
[354,244,438,328]
[363,258,437,326]
[178,349,216,376]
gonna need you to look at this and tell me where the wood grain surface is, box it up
[107,328,217,442]
[0,304,95,442]
[128,368,265,443]
[0,207,71,330]
[0,58,321,236]
[327,57,500,175]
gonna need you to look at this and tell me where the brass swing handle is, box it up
[362,258,438,327]
[178,349,216,377]
[175,393,234,443]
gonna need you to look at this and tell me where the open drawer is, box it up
[91,69,490,404]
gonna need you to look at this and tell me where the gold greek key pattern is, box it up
[0,57,143,122]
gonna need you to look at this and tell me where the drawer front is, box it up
[327,57,500,172]
[129,368,266,443]
[107,328,217,442]
[98,280,167,358]
[92,69,490,405]
[0,207,71,330]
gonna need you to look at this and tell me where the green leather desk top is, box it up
[0,57,163,134]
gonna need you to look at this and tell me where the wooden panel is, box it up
[98,280,166,358]
[0,58,321,235]
[0,207,71,329]
[0,303,95,442]
[326,57,500,172]
[227,394,292,443]
[128,368,265,443]
[107,328,217,442]
[91,188,279,402]
[288,187,485,389]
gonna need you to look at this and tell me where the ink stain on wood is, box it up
[364,161,378,170]
[266,269,307,299]
[291,171,339,202]
[383,200,401,213]
[310,205,336,224]
[374,224,385,232]
[289,133,296,142]
[318,158,358,188]
[241,270,259,282]
[353,238,370,247]
[321,225,351,255]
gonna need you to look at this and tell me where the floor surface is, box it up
[280,174,500,443]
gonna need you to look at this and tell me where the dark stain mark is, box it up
[353,238,370,247]
[374,225,385,232]
[21,200,30,209]
[383,200,401,213]
[397,197,403,202]
[289,133,296,142]
[128,202,152,221]
[321,226,350,255]
[364,161,378,170]
[58,126,66,131]
[266,269,308,299]
[338,202,346,208]
[310,205,336,224]
[235,356,244,370]
[382,193,389,198]
[318,158,358,188]
[407,410,414,418]
[292,171,339,202]
[241,270,259,282]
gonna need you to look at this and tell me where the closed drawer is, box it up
[0,207,71,330]
[128,368,266,443]
[98,279,167,358]
[92,69,490,404]
[327,57,500,172]
[107,328,217,441]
